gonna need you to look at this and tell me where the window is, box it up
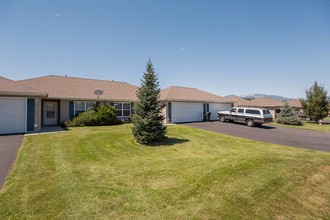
[114,103,122,116]
[74,101,96,115]
[86,102,95,110]
[238,109,244,113]
[114,102,131,117]
[123,103,131,116]
[245,109,261,115]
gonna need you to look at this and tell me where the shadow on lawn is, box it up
[147,137,189,147]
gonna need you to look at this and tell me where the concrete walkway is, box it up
[25,126,65,136]
[0,134,24,189]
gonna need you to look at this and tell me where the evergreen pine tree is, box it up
[275,101,302,125]
[300,82,329,123]
[277,101,295,118]
[131,59,167,144]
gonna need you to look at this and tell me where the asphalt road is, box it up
[184,121,330,152]
[0,134,24,189]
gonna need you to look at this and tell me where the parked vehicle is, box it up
[218,107,273,127]
[294,112,307,120]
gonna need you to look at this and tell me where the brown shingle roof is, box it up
[287,99,302,108]
[228,97,302,108]
[246,97,284,107]
[0,76,47,97]
[160,86,232,103]
[224,95,251,106]
[18,75,138,101]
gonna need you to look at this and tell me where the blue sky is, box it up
[0,0,329,98]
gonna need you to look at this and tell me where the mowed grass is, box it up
[0,125,330,219]
[272,121,330,132]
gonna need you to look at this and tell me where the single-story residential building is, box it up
[17,75,138,126]
[1,75,234,134]
[160,86,233,123]
[0,76,47,134]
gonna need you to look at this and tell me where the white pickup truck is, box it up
[218,107,273,127]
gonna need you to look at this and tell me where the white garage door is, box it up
[0,98,26,134]
[172,102,203,123]
[209,103,232,121]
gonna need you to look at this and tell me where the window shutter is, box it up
[69,101,74,119]
[27,99,35,131]
[168,102,172,123]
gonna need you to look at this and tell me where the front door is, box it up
[43,101,58,125]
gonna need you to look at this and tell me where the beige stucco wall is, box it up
[268,109,276,119]
[161,102,169,124]
[33,98,42,132]
[60,100,70,123]
[266,107,281,119]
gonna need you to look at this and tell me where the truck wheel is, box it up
[219,115,226,122]
[246,119,255,127]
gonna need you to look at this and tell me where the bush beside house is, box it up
[275,102,302,126]
[64,105,122,127]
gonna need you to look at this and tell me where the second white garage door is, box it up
[171,102,203,123]
[209,103,232,121]
[0,98,26,134]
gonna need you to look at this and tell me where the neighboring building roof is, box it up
[286,99,302,108]
[247,97,284,107]
[0,76,47,97]
[225,96,303,109]
[18,75,138,101]
[224,95,251,106]
[160,86,232,103]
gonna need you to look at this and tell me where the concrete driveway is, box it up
[185,121,330,152]
[0,134,24,189]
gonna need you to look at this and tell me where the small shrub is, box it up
[275,101,303,126]
[94,105,122,125]
[64,110,98,127]
[64,105,122,127]
[276,116,303,126]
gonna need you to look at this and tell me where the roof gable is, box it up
[0,76,47,97]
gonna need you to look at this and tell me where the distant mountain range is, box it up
[225,94,292,101]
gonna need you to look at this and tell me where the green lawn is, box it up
[272,121,330,132]
[1,125,330,219]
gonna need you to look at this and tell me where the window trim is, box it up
[114,102,131,117]
[74,101,96,115]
